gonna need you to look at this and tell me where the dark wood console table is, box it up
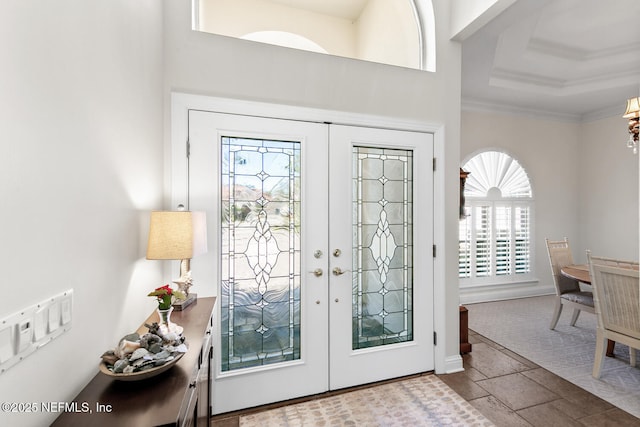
[52,297,216,427]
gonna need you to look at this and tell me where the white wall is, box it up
[460,110,639,303]
[577,116,639,261]
[0,2,164,426]
[164,0,463,372]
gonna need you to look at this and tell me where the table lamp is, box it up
[146,210,207,310]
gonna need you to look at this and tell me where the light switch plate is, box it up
[33,308,48,342]
[17,319,33,353]
[61,295,72,325]
[0,289,73,374]
[48,301,60,333]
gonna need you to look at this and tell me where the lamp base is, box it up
[172,293,197,311]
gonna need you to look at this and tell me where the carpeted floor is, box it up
[468,295,640,418]
[239,374,494,426]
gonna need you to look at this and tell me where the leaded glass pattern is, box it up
[220,136,301,372]
[352,146,413,349]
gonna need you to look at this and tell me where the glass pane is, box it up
[352,146,413,350]
[220,136,301,372]
[515,206,530,274]
[495,206,511,276]
[474,205,492,277]
[458,206,471,278]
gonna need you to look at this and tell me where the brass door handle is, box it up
[310,268,323,277]
[332,267,349,276]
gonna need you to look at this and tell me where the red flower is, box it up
[148,284,185,309]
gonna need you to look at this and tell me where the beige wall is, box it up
[460,110,639,302]
[0,1,164,426]
[356,0,420,69]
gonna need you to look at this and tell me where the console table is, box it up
[52,297,216,427]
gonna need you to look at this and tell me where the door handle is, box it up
[310,268,323,277]
[332,267,350,276]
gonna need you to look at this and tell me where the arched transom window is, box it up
[459,151,534,284]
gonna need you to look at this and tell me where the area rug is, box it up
[467,295,640,418]
[240,374,494,426]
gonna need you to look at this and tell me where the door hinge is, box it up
[186,138,191,158]
[433,244,436,258]
[432,157,436,171]
[433,331,437,346]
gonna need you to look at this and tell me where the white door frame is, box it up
[169,92,455,380]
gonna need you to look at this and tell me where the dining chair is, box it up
[587,252,640,378]
[545,238,594,330]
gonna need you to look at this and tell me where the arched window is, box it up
[194,0,435,71]
[459,151,534,284]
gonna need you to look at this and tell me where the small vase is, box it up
[157,306,181,335]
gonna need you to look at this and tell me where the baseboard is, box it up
[442,354,464,374]
[460,285,555,305]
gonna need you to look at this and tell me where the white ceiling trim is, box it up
[461,97,582,122]
[462,96,626,123]
[490,67,640,96]
[527,38,640,62]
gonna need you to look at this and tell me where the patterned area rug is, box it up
[240,374,494,426]
[468,295,640,418]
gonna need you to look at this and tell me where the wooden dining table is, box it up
[560,264,615,357]
[560,264,591,284]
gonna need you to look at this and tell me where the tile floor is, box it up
[439,330,640,426]
[210,329,640,426]
[467,295,640,417]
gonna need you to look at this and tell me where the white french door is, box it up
[186,110,434,414]
[328,125,434,389]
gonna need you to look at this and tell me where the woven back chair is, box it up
[587,252,640,378]
[545,238,594,330]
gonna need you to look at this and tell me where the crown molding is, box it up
[462,97,624,123]
[461,98,581,122]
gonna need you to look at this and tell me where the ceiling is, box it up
[461,0,640,121]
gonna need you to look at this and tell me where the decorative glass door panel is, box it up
[220,137,301,371]
[186,110,433,412]
[353,147,414,350]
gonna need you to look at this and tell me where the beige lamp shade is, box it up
[146,211,207,260]
[623,97,640,119]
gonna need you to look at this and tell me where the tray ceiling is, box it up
[461,0,640,121]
